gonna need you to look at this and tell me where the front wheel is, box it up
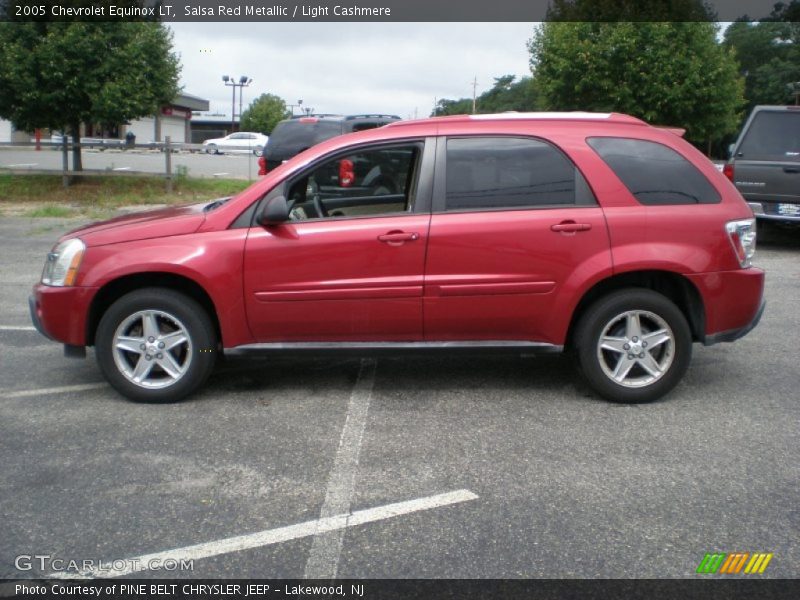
[95,288,217,403]
[574,289,692,403]
[253,146,264,157]
[206,144,218,155]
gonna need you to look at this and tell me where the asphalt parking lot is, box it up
[0,215,798,580]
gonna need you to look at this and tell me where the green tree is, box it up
[724,1,800,111]
[0,20,180,170]
[240,94,289,134]
[432,75,539,116]
[478,76,539,113]
[433,97,473,116]
[529,22,744,148]
[545,0,715,21]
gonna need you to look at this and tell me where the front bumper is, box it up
[29,283,97,347]
[28,294,52,340]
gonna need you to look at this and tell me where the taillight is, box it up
[339,159,354,187]
[722,162,734,182]
[258,156,267,176]
[726,219,756,268]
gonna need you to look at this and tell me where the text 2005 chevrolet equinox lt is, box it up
[30,113,765,403]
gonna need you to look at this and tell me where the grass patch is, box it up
[25,204,78,218]
[0,173,252,217]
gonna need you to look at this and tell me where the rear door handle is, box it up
[377,231,419,244]
[783,167,799,173]
[550,221,592,233]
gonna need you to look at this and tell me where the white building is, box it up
[125,93,210,143]
[0,92,209,144]
[0,119,12,143]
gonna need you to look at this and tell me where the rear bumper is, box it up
[685,268,765,346]
[29,284,97,346]
[748,201,800,222]
[704,298,765,345]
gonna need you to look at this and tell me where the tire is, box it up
[574,289,692,403]
[206,144,218,155]
[95,288,217,403]
[253,146,264,157]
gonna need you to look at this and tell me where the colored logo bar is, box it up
[696,552,773,574]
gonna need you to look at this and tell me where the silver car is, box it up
[202,132,269,156]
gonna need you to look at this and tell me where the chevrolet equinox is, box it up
[30,112,766,403]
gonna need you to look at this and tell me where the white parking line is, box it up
[112,167,131,171]
[212,172,230,177]
[2,383,107,399]
[0,325,36,331]
[51,489,478,579]
[5,163,38,168]
[304,358,376,579]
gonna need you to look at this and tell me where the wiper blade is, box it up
[204,197,231,212]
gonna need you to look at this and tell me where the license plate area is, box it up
[777,203,800,217]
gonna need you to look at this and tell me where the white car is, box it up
[202,132,269,156]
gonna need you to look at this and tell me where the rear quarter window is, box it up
[587,137,721,205]
[737,110,800,162]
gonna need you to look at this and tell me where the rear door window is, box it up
[444,137,592,210]
[587,137,721,205]
[737,110,800,162]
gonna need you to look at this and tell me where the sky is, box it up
[168,23,536,120]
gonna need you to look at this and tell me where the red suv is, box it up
[30,112,765,403]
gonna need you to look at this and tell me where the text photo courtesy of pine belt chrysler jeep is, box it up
[30,112,765,404]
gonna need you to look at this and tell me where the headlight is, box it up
[41,238,85,286]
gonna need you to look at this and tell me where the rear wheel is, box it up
[574,289,692,403]
[95,288,217,403]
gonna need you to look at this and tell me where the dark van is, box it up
[724,105,800,223]
[262,114,400,173]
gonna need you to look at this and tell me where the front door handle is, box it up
[783,167,799,173]
[550,221,592,233]
[377,230,419,245]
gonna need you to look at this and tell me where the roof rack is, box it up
[344,114,401,120]
[387,112,647,128]
[287,113,342,120]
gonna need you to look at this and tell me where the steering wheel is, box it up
[307,179,328,218]
[370,176,397,196]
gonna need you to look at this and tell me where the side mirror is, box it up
[258,195,289,225]
[728,143,736,158]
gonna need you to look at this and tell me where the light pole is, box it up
[222,75,253,132]
[238,75,252,122]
